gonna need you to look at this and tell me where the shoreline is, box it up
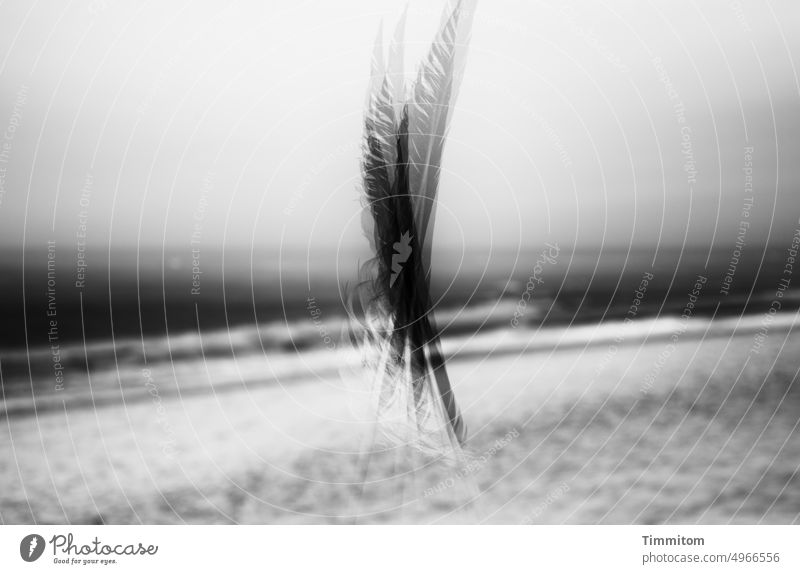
[2,311,798,419]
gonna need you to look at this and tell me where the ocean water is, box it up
[2,244,799,417]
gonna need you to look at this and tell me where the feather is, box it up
[349,1,476,455]
[408,0,476,258]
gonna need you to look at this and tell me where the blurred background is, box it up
[0,0,799,524]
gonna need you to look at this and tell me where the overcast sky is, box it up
[0,0,798,261]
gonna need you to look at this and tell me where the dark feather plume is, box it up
[350,1,476,452]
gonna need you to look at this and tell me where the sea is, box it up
[1,244,798,418]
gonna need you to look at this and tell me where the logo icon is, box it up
[20,534,45,562]
[389,231,413,287]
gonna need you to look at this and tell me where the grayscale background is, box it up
[1,0,799,524]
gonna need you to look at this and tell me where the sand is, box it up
[2,325,799,524]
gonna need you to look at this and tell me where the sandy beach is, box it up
[2,313,799,525]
